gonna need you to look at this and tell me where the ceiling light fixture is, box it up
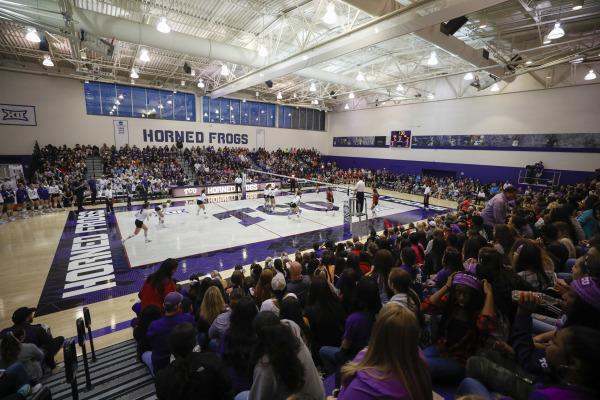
[547,22,565,40]
[42,54,54,67]
[344,104,349,110]
[197,79,205,88]
[25,27,41,43]
[570,57,584,64]
[463,72,474,80]
[139,48,150,62]
[131,79,135,84]
[572,0,584,11]
[118,94,124,100]
[181,80,185,86]
[309,82,317,92]
[427,93,434,99]
[542,35,551,44]
[490,82,500,92]
[348,92,355,99]
[427,51,439,66]
[584,69,597,81]
[130,68,139,79]
[221,64,230,76]
[525,60,533,65]
[396,84,404,91]
[191,70,196,76]
[355,71,365,81]
[156,17,171,34]
[322,3,338,25]
[276,92,282,100]
[258,44,268,57]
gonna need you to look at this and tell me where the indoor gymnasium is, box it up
[0,1,599,399]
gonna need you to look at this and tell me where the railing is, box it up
[62,306,97,398]
[518,169,561,187]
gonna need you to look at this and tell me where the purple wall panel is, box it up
[322,155,595,185]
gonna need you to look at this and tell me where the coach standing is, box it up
[88,176,97,205]
[481,185,518,238]
[355,178,365,214]
[234,174,243,193]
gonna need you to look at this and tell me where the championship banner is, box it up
[0,104,37,126]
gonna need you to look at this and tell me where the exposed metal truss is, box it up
[0,0,599,110]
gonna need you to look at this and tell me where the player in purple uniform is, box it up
[15,183,29,218]
[37,182,50,213]
[1,185,16,221]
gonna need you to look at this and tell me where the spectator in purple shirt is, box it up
[143,291,194,375]
[339,303,432,400]
[481,186,518,237]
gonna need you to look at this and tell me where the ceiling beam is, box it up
[209,0,507,98]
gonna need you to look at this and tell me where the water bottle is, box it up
[511,290,561,306]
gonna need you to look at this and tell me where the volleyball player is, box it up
[48,180,62,210]
[325,186,335,215]
[122,202,151,244]
[263,184,272,212]
[37,181,50,213]
[371,187,380,215]
[27,183,40,215]
[1,185,15,222]
[270,185,278,211]
[196,189,207,215]
[154,201,167,227]
[288,190,302,219]
[104,184,115,214]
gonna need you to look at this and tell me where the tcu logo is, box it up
[1,108,29,121]
[183,188,197,195]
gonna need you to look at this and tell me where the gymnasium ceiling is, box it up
[0,0,599,110]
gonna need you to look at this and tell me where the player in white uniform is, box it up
[270,185,278,210]
[154,200,170,226]
[122,202,151,243]
[196,190,207,215]
[288,190,302,219]
[26,184,40,214]
[263,184,272,212]
[48,182,62,210]
[104,184,115,213]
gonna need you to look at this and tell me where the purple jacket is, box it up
[147,313,195,372]
[481,193,509,227]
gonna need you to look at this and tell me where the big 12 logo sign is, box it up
[183,188,198,195]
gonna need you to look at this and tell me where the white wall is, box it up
[0,71,330,154]
[328,83,600,172]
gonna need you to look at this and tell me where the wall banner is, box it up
[0,104,37,126]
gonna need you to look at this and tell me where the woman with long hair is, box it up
[139,258,178,311]
[222,296,258,394]
[513,240,556,291]
[370,249,396,303]
[253,268,273,306]
[238,312,324,400]
[339,303,432,400]
[305,276,346,361]
[492,224,517,261]
[279,296,310,346]
[434,248,464,289]
[197,286,228,347]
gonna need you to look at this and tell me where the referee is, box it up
[355,178,365,214]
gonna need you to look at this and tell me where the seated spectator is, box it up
[319,276,382,380]
[144,291,194,375]
[513,241,556,292]
[259,273,296,316]
[540,224,569,272]
[286,261,310,306]
[235,312,324,400]
[388,268,422,320]
[339,303,432,400]
[209,288,244,343]
[577,197,599,239]
[421,272,495,385]
[9,328,44,382]
[370,249,395,304]
[433,248,463,289]
[253,269,273,306]
[0,307,63,370]
[139,258,178,311]
[222,297,258,394]
[279,296,310,347]
[155,323,233,400]
[0,334,44,399]
[133,305,162,359]
[198,286,228,347]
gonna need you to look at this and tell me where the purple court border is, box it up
[35,193,449,322]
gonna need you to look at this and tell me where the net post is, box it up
[241,173,247,200]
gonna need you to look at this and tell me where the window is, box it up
[278,105,325,131]
[84,81,195,121]
[203,97,282,128]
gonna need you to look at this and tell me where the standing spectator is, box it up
[144,292,194,375]
[87,176,97,205]
[73,179,86,212]
[139,258,178,311]
[481,186,518,238]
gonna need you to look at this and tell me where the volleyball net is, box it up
[244,168,353,200]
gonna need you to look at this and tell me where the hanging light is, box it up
[572,0,584,11]
[42,54,54,67]
[355,71,365,81]
[463,72,474,81]
[118,94,124,100]
[221,64,230,76]
[197,79,205,88]
[547,22,565,40]
[167,100,172,105]
[293,93,297,98]
[115,100,121,105]
[542,35,551,44]
[158,104,164,109]
[156,17,171,34]
[584,69,597,81]
[348,92,355,99]
[131,79,136,84]
[490,82,500,92]
[180,80,185,86]
[130,68,139,79]
[427,51,438,66]
[525,60,533,65]
[344,104,349,110]
[276,92,283,100]
[309,82,316,92]
[191,69,196,76]
[427,93,434,99]
[322,3,338,25]
[258,44,268,58]
[25,27,41,43]
[139,48,150,62]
